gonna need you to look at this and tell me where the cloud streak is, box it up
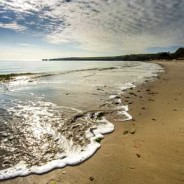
[0,0,184,55]
[17,43,35,47]
[0,22,26,31]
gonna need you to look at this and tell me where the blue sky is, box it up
[0,0,183,60]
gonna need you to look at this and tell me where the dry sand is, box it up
[1,60,184,184]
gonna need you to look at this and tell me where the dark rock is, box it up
[8,136,14,141]
[95,137,103,143]
[129,128,136,134]
[123,130,129,135]
[114,96,120,99]
[129,166,135,170]
[149,99,154,101]
[89,176,94,181]
[2,160,12,167]
[129,92,135,96]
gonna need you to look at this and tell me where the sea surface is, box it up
[0,60,163,179]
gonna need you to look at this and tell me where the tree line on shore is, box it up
[43,47,184,61]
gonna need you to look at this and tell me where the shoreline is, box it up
[1,60,184,184]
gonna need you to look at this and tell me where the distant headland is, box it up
[42,47,184,61]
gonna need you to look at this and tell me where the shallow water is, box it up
[0,60,163,179]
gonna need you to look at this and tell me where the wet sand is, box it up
[1,60,184,184]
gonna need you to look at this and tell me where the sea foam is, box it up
[0,101,130,180]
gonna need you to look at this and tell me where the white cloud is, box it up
[1,0,39,13]
[1,15,11,19]
[17,43,35,47]
[0,0,184,55]
[0,22,26,31]
[42,0,184,54]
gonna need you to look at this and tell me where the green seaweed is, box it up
[50,181,57,184]
[95,137,103,143]
[0,73,34,81]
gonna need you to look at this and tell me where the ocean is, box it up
[0,60,163,179]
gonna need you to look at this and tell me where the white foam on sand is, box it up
[0,103,133,180]
[0,110,118,180]
[0,94,132,180]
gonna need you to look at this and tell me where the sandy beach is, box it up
[1,60,184,184]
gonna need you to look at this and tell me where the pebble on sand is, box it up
[89,176,94,181]
[129,128,136,134]
[123,128,136,135]
[123,130,129,135]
